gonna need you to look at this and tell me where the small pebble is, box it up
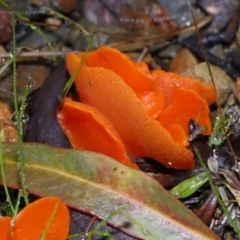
[0,11,12,44]
[170,48,199,73]
[181,62,236,105]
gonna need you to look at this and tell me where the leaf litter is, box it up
[0,1,239,239]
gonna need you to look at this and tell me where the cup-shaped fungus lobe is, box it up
[0,197,70,240]
[68,46,165,119]
[0,216,12,239]
[13,197,70,240]
[158,88,212,139]
[150,68,217,107]
[59,46,216,170]
[57,97,138,169]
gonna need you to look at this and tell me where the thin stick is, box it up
[86,216,97,233]
[0,50,79,59]
[188,2,238,166]
[137,47,148,62]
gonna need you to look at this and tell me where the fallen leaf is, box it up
[1,143,219,240]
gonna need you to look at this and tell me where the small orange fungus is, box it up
[0,196,70,240]
[0,216,12,240]
[58,46,216,170]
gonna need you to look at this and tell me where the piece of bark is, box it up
[24,60,70,147]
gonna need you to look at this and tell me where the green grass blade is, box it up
[194,147,240,237]
[60,25,94,101]
[11,13,29,205]
[0,130,14,215]
[40,202,59,240]
[170,172,208,199]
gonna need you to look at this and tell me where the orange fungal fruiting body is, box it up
[58,46,216,170]
[57,97,138,169]
[13,196,70,240]
[75,47,165,118]
[0,196,70,240]
[0,216,12,240]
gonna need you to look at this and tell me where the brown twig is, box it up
[0,50,78,59]
[188,3,238,166]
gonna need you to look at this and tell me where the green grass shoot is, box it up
[67,204,157,240]
[81,204,157,240]
[60,24,94,102]
[209,108,235,147]
[40,202,59,240]
[11,13,29,205]
[170,172,208,199]
[0,58,13,76]
[194,147,240,238]
[0,130,14,215]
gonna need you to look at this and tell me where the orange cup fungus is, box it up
[0,196,70,240]
[57,46,217,170]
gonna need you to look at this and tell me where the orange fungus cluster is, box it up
[57,46,216,170]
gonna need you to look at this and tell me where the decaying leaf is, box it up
[226,183,240,207]
[195,192,218,226]
[0,143,219,239]
[219,169,240,191]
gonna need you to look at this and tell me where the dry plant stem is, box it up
[188,3,238,166]
[0,50,79,59]
[0,58,13,75]
[137,47,148,62]
[86,216,97,233]
[17,19,56,28]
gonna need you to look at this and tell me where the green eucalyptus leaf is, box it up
[0,143,218,240]
[170,172,209,198]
